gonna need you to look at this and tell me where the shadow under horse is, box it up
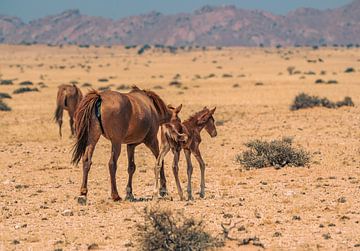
[72,86,172,201]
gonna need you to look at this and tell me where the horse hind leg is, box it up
[80,122,101,197]
[184,149,194,200]
[154,143,170,198]
[69,111,75,137]
[125,144,138,201]
[109,143,121,201]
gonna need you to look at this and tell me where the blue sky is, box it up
[0,0,354,22]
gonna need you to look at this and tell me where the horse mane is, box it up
[131,85,170,122]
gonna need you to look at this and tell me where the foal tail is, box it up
[71,90,100,165]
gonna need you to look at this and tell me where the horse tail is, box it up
[71,90,100,165]
[54,86,66,137]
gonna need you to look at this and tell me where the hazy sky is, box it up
[0,0,354,22]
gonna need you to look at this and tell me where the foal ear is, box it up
[175,104,182,114]
[210,107,216,114]
[167,104,175,110]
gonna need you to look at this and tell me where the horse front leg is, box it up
[125,144,137,201]
[172,149,184,200]
[193,147,206,198]
[154,143,170,197]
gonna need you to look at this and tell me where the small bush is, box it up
[222,74,233,78]
[290,93,354,110]
[82,83,92,87]
[19,81,33,86]
[237,137,310,169]
[169,81,182,88]
[98,86,110,91]
[13,87,39,94]
[345,67,355,73]
[98,78,108,82]
[137,207,223,251]
[0,80,13,85]
[327,80,338,84]
[0,100,11,111]
[116,84,131,90]
[315,79,325,84]
[0,92,11,99]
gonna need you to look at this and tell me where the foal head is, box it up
[167,104,182,123]
[198,107,217,138]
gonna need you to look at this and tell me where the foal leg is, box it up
[146,139,167,197]
[108,143,121,201]
[193,148,206,198]
[184,149,194,200]
[125,144,137,201]
[154,143,170,197]
[58,108,63,138]
[172,149,184,200]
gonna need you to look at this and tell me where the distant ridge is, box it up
[1,1,360,46]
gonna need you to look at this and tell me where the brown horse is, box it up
[72,86,172,201]
[155,107,217,200]
[54,84,83,137]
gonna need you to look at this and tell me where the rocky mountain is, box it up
[1,1,360,46]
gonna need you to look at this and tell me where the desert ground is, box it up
[0,44,360,250]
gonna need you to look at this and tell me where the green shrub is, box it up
[237,137,310,169]
[290,93,354,110]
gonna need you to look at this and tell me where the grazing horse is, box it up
[155,107,217,200]
[72,86,172,201]
[54,84,83,137]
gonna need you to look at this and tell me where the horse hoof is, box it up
[112,194,122,201]
[80,188,88,196]
[199,193,205,199]
[125,194,135,202]
[159,189,168,198]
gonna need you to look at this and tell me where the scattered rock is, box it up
[12,240,20,245]
[77,196,87,205]
[88,243,99,250]
[61,209,74,216]
[338,197,346,203]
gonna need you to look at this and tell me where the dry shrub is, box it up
[0,92,11,99]
[0,80,13,85]
[0,100,11,111]
[290,93,354,110]
[19,81,33,86]
[237,137,310,169]
[137,207,223,251]
[13,87,39,94]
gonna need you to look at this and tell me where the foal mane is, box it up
[183,108,209,125]
[131,85,169,122]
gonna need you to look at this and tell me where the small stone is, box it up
[273,232,282,237]
[322,233,331,240]
[77,196,87,205]
[338,197,346,203]
[319,224,324,228]
[12,240,20,245]
[61,209,73,216]
[292,215,301,221]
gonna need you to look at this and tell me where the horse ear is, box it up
[210,107,216,114]
[175,104,182,114]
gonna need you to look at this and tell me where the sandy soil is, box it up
[0,45,360,250]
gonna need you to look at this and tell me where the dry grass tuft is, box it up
[13,87,39,94]
[237,137,310,169]
[137,207,224,251]
[0,99,11,111]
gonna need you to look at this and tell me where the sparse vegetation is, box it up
[0,100,11,111]
[344,67,355,73]
[137,207,223,251]
[169,81,182,88]
[19,81,33,86]
[237,137,310,169]
[116,84,131,90]
[0,79,13,85]
[0,92,11,99]
[98,78,109,82]
[290,93,354,110]
[82,83,92,87]
[13,87,39,94]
